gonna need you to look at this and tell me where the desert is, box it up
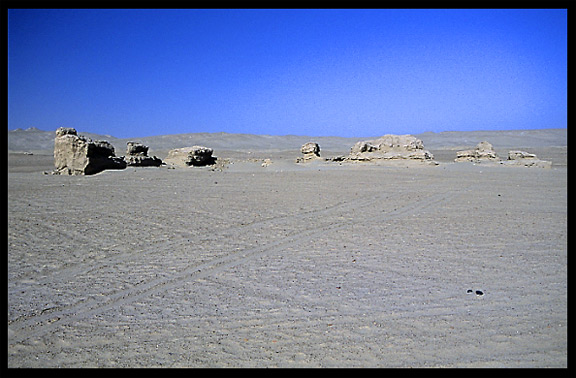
[7,128,567,367]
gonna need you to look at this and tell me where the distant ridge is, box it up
[416,128,567,149]
[120,132,370,152]
[8,128,567,152]
[8,128,119,152]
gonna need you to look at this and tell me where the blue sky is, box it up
[7,8,567,138]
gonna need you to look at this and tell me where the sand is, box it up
[7,131,567,367]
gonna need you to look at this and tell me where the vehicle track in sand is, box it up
[8,185,460,345]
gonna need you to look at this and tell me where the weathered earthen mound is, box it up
[164,146,216,167]
[455,141,500,163]
[122,142,163,167]
[296,142,321,163]
[53,127,126,175]
[345,134,435,162]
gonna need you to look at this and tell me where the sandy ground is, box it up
[7,148,567,367]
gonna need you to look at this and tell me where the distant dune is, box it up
[7,127,567,153]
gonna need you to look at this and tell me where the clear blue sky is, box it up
[7,8,567,138]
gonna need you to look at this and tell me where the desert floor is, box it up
[7,149,567,367]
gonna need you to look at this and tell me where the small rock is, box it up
[122,142,163,167]
[164,146,216,167]
[296,142,321,163]
[455,141,500,163]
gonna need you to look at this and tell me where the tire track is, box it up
[8,189,460,345]
[8,186,390,320]
[9,188,392,286]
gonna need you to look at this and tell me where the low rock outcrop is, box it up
[454,143,552,168]
[455,141,500,163]
[53,127,126,175]
[505,150,552,168]
[346,134,435,162]
[164,146,216,167]
[296,142,321,163]
[508,150,537,160]
[122,142,162,167]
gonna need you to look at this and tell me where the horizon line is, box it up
[8,126,567,140]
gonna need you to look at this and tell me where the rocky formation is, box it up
[507,150,537,160]
[455,141,500,163]
[296,142,321,163]
[53,127,126,175]
[454,143,552,167]
[345,134,435,162]
[164,146,216,167]
[505,150,552,168]
[122,142,162,167]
